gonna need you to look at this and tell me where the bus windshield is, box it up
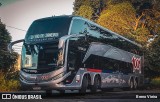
[25,17,72,43]
[21,42,64,71]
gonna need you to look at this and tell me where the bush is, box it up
[0,71,20,92]
[150,77,160,88]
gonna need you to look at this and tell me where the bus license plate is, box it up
[33,87,41,90]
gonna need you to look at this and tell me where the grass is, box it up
[150,77,160,88]
[0,71,20,92]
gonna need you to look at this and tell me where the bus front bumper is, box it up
[20,77,81,91]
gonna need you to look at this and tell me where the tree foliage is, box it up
[146,36,160,74]
[73,0,106,21]
[149,36,160,70]
[76,5,94,20]
[0,20,18,71]
[97,2,150,45]
[141,9,160,38]
[97,2,136,34]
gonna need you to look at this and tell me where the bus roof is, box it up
[34,15,142,47]
[34,15,73,22]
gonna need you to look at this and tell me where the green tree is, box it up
[131,0,160,42]
[73,0,84,15]
[0,20,18,72]
[90,0,106,20]
[76,5,94,20]
[97,2,136,38]
[73,0,106,21]
[142,9,160,39]
[107,0,128,5]
[146,36,160,75]
[97,2,150,45]
[153,0,160,11]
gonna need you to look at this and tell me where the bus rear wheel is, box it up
[79,76,88,94]
[91,76,101,93]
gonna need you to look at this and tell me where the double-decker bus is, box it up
[8,15,144,94]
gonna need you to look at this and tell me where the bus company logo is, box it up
[41,75,49,80]
[132,56,141,73]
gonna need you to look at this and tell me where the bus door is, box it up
[65,37,83,83]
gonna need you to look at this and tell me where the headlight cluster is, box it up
[20,71,65,82]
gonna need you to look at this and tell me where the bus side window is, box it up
[113,63,119,72]
[70,19,88,35]
[120,62,132,74]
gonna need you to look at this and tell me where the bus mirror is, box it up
[8,39,24,53]
[84,33,91,41]
[59,35,72,49]
[59,34,86,49]
[85,34,88,41]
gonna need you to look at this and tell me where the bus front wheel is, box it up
[79,76,88,94]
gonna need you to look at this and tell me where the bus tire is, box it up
[79,76,88,94]
[129,79,134,90]
[91,76,101,93]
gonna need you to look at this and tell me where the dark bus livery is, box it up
[8,15,144,93]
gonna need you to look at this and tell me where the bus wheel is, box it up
[46,90,52,96]
[91,76,101,93]
[129,79,134,90]
[79,76,88,94]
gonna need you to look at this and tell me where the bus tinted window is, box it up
[70,19,87,35]
[25,17,72,43]
[79,20,143,56]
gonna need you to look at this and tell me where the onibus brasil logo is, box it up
[2,94,42,99]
